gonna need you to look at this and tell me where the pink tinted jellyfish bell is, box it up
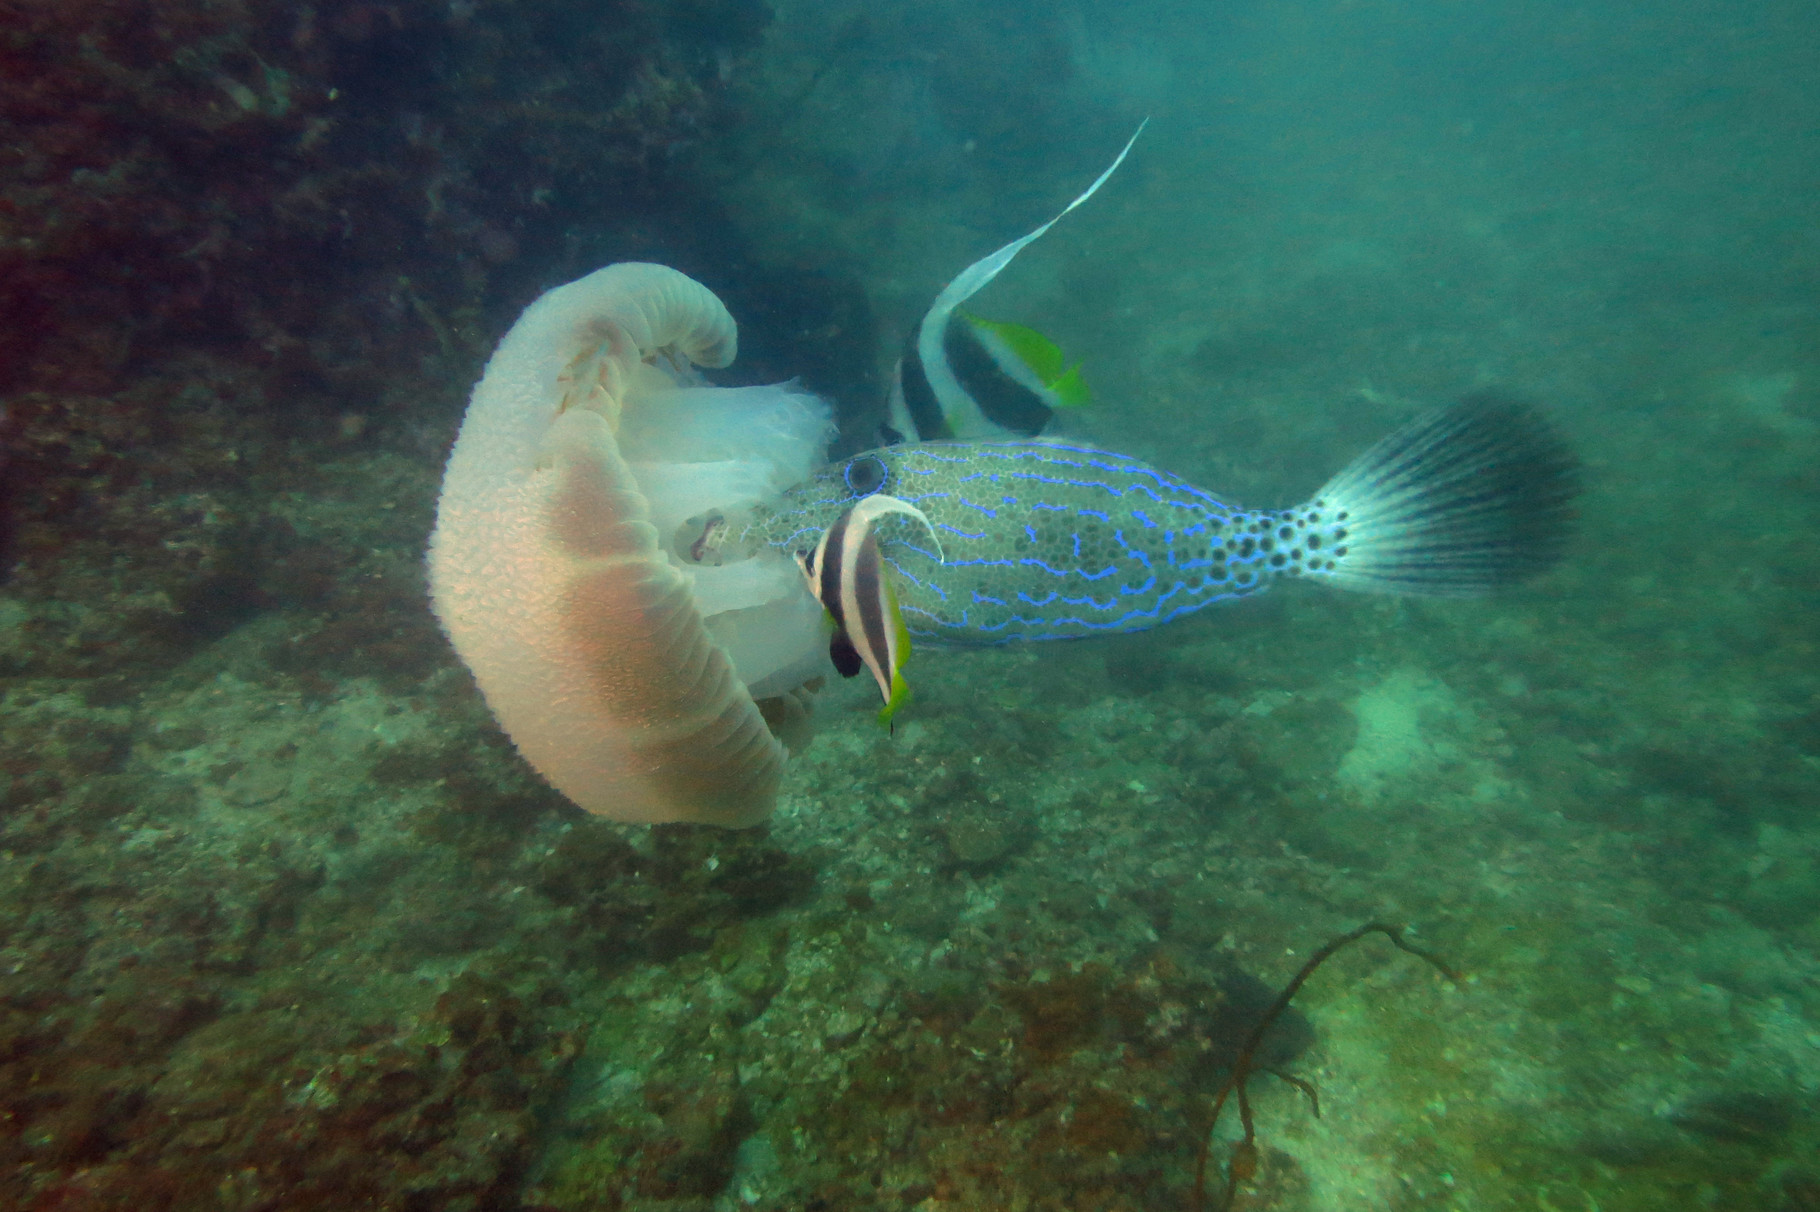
[428,263,834,826]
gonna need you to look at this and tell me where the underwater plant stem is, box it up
[1267,1069,1322,1117]
[1189,922,1461,1212]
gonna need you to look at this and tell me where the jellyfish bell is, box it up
[427,262,835,826]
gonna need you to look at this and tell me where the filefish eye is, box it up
[843,455,888,496]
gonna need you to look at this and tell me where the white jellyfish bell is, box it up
[427,263,835,826]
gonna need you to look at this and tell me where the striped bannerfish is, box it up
[700,393,1579,647]
[882,122,1146,446]
[794,494,942,727]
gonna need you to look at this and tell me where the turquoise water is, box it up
[3,1,1818,1208]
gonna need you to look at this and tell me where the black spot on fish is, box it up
[1307,534,1322,550]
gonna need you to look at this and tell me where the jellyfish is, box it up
[427,263,835,826]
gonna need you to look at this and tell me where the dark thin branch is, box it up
[1266,1068,1321,1119]
[1189,922,1459,1211]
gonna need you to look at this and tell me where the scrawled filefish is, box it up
[690,393,1579,648]
[883,121,1146,445]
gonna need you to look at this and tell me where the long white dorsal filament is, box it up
[915,120,1149,422]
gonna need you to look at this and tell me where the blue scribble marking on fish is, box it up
[740,440,1280,644]
[720,398,1581,647]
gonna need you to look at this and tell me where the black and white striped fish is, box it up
[794,494,944,728]
[882,122,1146,445]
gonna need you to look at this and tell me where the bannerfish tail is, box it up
[1309,391,1581,598]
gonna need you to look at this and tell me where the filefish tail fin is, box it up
[1310,392,1581,598]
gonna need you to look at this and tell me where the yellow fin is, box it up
[879,667,910,731]
[877,580,914,731]
[964,315,1065,382]
[1047,362,1091,408]
[964,314,1092,407]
